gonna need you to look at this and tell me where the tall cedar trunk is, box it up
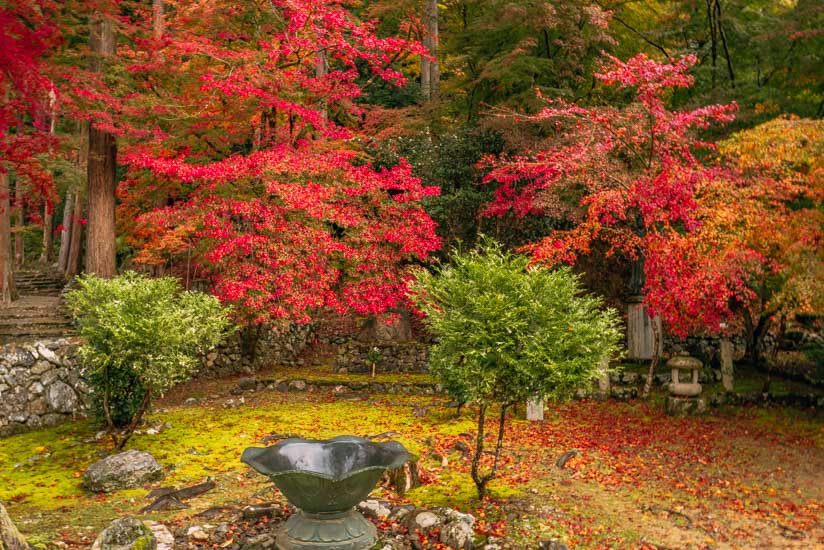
[0,171,17,304]
[66,188,84,278]
[421,0,439,100]
[41,88,58,264]
[40,206,54,264]
[316,51,328,121]
[13,179,23,268]
[86,16,118,278]
[57,189,74,272]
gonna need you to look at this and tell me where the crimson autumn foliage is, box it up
[483,53,740,338]
[111,0,440,323]
[644,116,823,360]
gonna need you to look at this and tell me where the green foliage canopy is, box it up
[411,241,622,407]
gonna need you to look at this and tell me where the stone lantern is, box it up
[665,353,707,416]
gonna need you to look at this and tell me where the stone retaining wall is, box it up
[0,338,89,437]
[334,341,429,374]
[198,323,315,378]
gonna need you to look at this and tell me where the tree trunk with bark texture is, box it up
[13,181,23,268]
[0,501,29,550]
[40,206,54,264]
[57,190,73,273]
[85,15,118,278]
[0,172,17,305]
[66,189,84,279]
[421,0,439,100]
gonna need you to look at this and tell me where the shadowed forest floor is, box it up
[1,372,822,549]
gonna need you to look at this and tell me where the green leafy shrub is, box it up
[411,240,622,498]
[67,272,230,449]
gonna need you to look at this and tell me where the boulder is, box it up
[0,501,29,550]
[440,520,474,549]
[83,450,165,493]
[665,396,707,417]
[91,517,156,550]
[46,381,78,414]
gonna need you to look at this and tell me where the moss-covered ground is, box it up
[1,376,822,549]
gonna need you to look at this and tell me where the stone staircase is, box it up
[1,270,74,344]
[13,268,66,296]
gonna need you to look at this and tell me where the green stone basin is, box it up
[242,435,410,549]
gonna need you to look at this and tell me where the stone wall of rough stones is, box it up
[334,341,429,374]
[197,323,316,378]
[0,323,317,437]
[0,338,90,437]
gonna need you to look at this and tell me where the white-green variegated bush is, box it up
[67,272,230,449]
[411,240,622,498]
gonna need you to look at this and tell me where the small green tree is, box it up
[67,272,230,450]
[411,241,622,499]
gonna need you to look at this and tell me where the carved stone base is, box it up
[665,396,707,417]
[277,509,376,550]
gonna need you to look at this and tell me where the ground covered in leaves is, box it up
[1,372,822,549]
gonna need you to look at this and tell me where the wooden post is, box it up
[720,338,734,392]
[526,399,544,421]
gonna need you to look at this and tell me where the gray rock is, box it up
[440,520,474,549]
[143,521,174,550]
[91,517,157,550]
[288,380,307,391]
[358,499,392,519]
[239,533,277,550]
[83,450,165,493]
[47,381,78,414]
[36,344,59,364]
[413,511,440,529]
[30,360,53,376]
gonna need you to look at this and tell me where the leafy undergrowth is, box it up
[0,378,822,549]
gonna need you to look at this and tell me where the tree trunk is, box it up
[85,15,118,278]
[0,501,29,550]
[316,51,328,121]
[40,89,58,265]
[13,180,24,268]
[40,205,54,264]
[153,0,164,39]
[66,189,84,279]
[57,190,74,273]
[0,171,17,304]
[470,404,487,499]
[421,0,439,100]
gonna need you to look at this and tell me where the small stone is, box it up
[358,499,392,519]
[440,520,474,549]
[414,511,440,529]
[183,397,198,406]
[30,360,53,375]
[143,521,174,550]
[36,344,59,364]
[83,450,165,493]
[186,526,209,541]
[239,533,278,550]
[288,379,307,391]
[91,517,157,550]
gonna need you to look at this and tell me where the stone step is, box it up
[0,317,72,327]
[0,327,76,344]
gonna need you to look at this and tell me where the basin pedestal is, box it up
[278,510,376,550]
